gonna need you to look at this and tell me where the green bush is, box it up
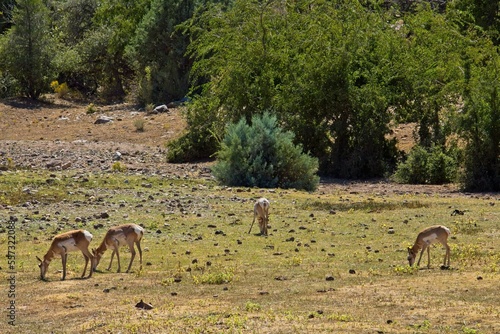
[212,112,319,191]
[134,119,145,132]
[394,145,457,184]
[0,71,19,98]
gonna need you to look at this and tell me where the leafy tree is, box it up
[212,112,319,191]
[47,0,99,94]
[0,0,15,33]
[459,42,500,191]
[0,0,55,99]
[72,0,150,99]
[394,7,465,149]
[176,0,403,178]
[126,0,197,105]
[451,0,500,45]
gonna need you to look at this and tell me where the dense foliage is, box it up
[212,112,320,191]
[0,0,54,99]
[0,0,498,190]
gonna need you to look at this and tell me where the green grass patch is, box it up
[0,169,498,333]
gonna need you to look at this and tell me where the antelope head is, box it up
[407,247,417,266]
[92,248,104,271]
[36,255,48,280]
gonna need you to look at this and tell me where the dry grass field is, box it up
[0,97,499,333]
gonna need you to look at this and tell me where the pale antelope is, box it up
[407,225,451,268]
[36,229,94,280]
[92,224,144,273]
[248,198,270,235]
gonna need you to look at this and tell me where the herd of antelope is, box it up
[37,197,452,281]
[37,224,144,280]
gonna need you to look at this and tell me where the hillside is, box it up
[0,96,458,195]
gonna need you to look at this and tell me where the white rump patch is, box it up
[83,230,93,242]
[57,238,80,252]
[133,225,144,238]
[422,233,438,245]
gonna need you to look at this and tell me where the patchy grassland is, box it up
[0,170,499,333]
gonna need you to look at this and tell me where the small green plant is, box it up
[327,313,354,322]
[111,161,127,172]
[134,119,145,132]
[394,265,419,275]
[245,301,261,312]
[408,319,431,330]
[452,219,481,235]
[192,266,235,284]
[452,244,483,265]
[86,103,98,114]
[1,157,15,170]
[283,255,302,267]
[50,80,70,98]
[146,103,155,113]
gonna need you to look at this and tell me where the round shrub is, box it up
[212,112,319,191]
[393,145,458,184]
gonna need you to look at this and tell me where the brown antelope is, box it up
[248,198,270,235]
[36,229,94,280]
[407,225,451,268]
[92,224,144,273]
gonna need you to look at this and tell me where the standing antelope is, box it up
[407,225,451,268]
[92,224,144,273]
[248,198,270,235]
[36,229,94,281]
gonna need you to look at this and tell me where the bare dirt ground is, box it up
[0,96,467,195]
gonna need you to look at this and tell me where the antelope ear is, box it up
[36,256,43,263]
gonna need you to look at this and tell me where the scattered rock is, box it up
[153,104,169,113]
[94,116,113,124]
[135,299,153,310]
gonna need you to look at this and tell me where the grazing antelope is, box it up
[92,224,144,273]
[248,198,270,235]
[36,229,94,281]
[407,225,451,268]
